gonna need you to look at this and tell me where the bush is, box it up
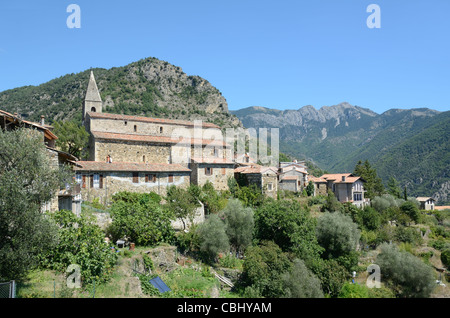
[394,226,423,245]
[41,210,118,286]
[108,194,175,246]
[197,214,230,263]
[308,258,349,298]
[441,248,450,269]
[281,259,324,298]
[376,243,436,298]
[316,212,361,259]
[338,282,369,298]
[220,199,254,255]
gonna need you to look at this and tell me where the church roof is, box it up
[86,111,220,129]
[91,131,229,147]
[72,161,191,172]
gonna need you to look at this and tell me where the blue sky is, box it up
[0,1,449,113]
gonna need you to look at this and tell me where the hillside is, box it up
[232,104,449,204]
[0,57,241,128]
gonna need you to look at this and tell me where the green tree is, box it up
[197,214,230,263]
[316,212,361,259]
[41,209,118,285]
[308,258,349,297]
[109,193,175,245]
[240,241,292,298]
[338,282,369,298]
[400,201,421,224]
[53,120,89,159]
[306,181,315,197]
[221,199,254,256]
[281,258,324,298]
[360,206,381,231]
[0,128,68,280]
[255,200,323,262]
[387,177,402,199]
[323,190,344,213]
[166,185,201,230]
[353,160,384,199]
[376,243,436,298]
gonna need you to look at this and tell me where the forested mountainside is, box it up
[0,57,241,128]
[233,104,449,204]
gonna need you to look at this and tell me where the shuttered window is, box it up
[145,174,156,183]
[132,172,139,183]
[99,174,104,189]
[90,175,93,188]
[82,175,86,188]
[205,167,213,176]
[221,168,226,175]
[168,174,174,183]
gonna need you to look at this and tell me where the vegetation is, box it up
[0,128,70,281]
[53,120,89,159]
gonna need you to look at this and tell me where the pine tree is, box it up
[353,160,384,199]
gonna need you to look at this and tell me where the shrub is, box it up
[197,214,230,263]
[338,282,369,298]
[316,212,361,259]
[376,243,436,298]
[441,248,450,269]
[281,259,324,298]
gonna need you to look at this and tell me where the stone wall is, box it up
[191,163,234,191]
[261,174,278,199]
[315,183,327,196]
[79,171,190,206]
[94,139,172,164]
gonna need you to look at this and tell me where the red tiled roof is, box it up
[0,109,58,140]
[280,175,299,181]
[87,112,220,128]
[91,131,229,147]
[234,164,278,174]
[309,176,327,183]
[72,161,191,172]
[320,173,361,184]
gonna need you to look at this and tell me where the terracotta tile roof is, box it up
[280,175,299,181]
[234,164,278,174]
[0,109,58,140]
[91,131,229,147]
[309,176,327,183]
[191,157,235,164]
[320,173,362,184]
[87,112,220,128]
[72,161,191,172]
[416,197,435,202]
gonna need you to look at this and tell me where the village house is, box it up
[72,161,191,205]
[278,162,309,193]
[416,197,436,210]
[308,176,328,196]
[234,164,278,199]
[0,109,81,214]
[318,173,368,208]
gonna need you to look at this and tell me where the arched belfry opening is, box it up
[91,107,96,112]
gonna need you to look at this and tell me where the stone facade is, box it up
[76,170,190,206]
[190,161,235,191]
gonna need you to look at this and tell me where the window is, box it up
[353,193,362,201]
[145,174,156,183]
[124,121,127,126]
[205,167,213,176]
[267,183,273,191]
[82,175,86,188]
[143,155,146,163]
[132,172,139,183]
[93,174,100,188]
[221,167,226,175]
[134,125,137,132]
[160,126,163,133]
[214,148,219,157]
[168,174,174,183]
[91,107,96,112]
[75,174,82,184]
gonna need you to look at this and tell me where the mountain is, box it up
[0,57,241,128]
[232,103,449,204]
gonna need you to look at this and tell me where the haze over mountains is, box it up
[0,56,448,204]
[232,103,449,204]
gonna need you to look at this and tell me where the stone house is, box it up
[0,109,81,214]
[234,164,278,199]
[190,157,235,191]
[416,197,436,210]
[309,176,328,196]
[278,164,308,193]
[72,161,191,205]
[320,173,368,208]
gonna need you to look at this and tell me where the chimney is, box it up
[342,176,346,182]
[40,115,45,126]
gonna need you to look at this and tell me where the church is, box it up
[73,71,235,205]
